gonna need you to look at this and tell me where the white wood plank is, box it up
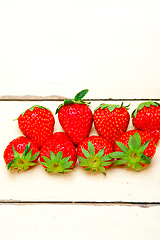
[0,82,160,100]
[0,204,160,240]
[0,1,160,98]
[1,100,160,202]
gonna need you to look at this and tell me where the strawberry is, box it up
[56,89,93,146]
[132,101,160,144]
[3,136,40,172]
[93,102,130,145]
[16,105,55,148]
[77,135,114,175]
[109,130,156,171]
[40,132,77,173]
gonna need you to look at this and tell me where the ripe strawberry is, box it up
[16,105,55,148]
[110,130,156,171]
[132,101,160,144]
[77,135,114,175]
[56,89,93,146]
[40,132,77,173]
[93,102,130,145]
[3,136,40,172]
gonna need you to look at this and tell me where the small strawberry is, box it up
[16,105,55,148]
[56,89,93,146]
[40,132,77,173]
[93,102,130,145]
[3,136,40,172]
[77,135,114,175]
[132,101,160,144]
[109,130,156,171]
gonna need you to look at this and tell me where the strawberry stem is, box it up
[56,89,90,114]
[41,151,74,173]
[7,144,39,172]
[109,133,152,171]
[78,141,113,175]
[131,101,160,118]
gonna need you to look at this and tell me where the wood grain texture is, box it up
[0,204,160,240]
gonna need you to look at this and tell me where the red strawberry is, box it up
[56,89,93,146]
[132,101,160,144]
[77,135,114,175]
[16,105,55,148]
[40,132,77,173]
[93,102,130,145]
[3,136,40,172]
[110,130,156,171]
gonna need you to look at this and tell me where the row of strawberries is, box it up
[3,89,160,175]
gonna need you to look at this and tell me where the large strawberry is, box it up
[16,105,55,148]
[132,101,160,144]
[3,136,40,172]
[56,89,93,146]
[40,132,77,173]
[93,102,130,145]
[109,130,156,171]
[77,135,114,175]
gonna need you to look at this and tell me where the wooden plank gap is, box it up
[0,201,160,208]
[0,96,160,101]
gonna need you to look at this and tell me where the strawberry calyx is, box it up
[78,141,113,175]
[109,132,151,171]
[14,105,51,120]
[94,102,130,112]
[131,101,160,118]
[7,143,40,173]
[41,151,74,173]
[56,89,90,114]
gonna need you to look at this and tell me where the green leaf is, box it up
[145,102,151,108]
[108,105,116,112]
[135,163,143,171]
[78,156,89,166]
[74,89,89,101]
[109,151,126,159]
[114,159,128,165]
[50,151,56,161]
[150,101,159,106]
[128,135,133,149]
[95,148,105,159]
[131,132,141,149]
[7,159,15,170]
[42,156,52,165]
[56,151,63,163]
[98,166,106,175]
[60,156,71,165]
[25,149,32,161]
[102,161,113,166]
[81,147,91,159]
[12,146,21,160]
[31,151,40,161]
[22,143,31,158]
[100,104,108,109]
[138,103,145,111]
[101,155,112,161]
[64,99,74,105]
[138,140,150,153]
[55,103,64,114]
[88,141,95,156]
[115,142,129,153]
[63,161,73,169]
[140,154,151,165]
[94,105,101,112]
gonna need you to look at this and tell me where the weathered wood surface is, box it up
[1,0,160,238]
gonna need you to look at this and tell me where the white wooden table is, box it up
[0,1,160,239]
